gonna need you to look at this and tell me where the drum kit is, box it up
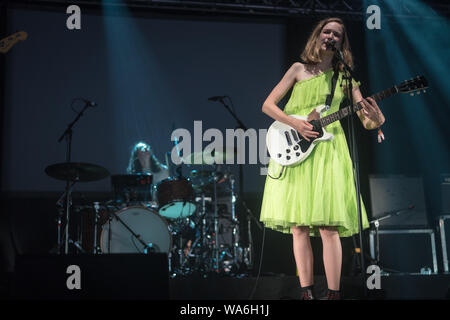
[45,150,254,277]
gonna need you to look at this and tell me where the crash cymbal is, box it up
[45,162,110,182]
[182,147,236,165]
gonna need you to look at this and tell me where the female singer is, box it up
[259,17,385,300]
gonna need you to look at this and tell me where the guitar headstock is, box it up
[0,31,28,54]
[15,31,28,41]
[397,76,428,96]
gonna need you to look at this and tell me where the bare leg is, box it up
[319,227,342,291]
[291,226,314,287]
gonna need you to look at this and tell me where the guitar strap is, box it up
[325,67,340,107]
[297,58,339,106]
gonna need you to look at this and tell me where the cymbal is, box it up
[190,169,226,190]
[45,162,110,182]
[182,147,237,165]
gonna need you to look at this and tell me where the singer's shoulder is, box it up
[290,61,305,71]
[285,62,305,77]
[287,62,307,82]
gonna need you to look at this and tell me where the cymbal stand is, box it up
[57,100,92,254]
[93,202,101,254]
[245,211,253,270]
[213,167,219,272]
[240,197,264,271]
[63,128,74,254]
[55,179,77,254]
[200,192,207,257]
[229,174,241,270]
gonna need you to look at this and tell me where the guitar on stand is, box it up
[0,31,28,54]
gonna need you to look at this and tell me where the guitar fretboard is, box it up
[319,86,398,127]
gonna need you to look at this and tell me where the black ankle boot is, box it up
[300,285,315,300]
[322,289,341,300]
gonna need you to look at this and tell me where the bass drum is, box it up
[100,206,172,254]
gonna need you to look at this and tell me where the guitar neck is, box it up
[319,86,399,127]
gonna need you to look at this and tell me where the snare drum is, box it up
[100,206,172,254]
[156,178,196,219]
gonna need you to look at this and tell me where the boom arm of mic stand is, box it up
[369,206,415,224]
[107,210,149,249]
[216,98,248,131]
[58,101,91,143]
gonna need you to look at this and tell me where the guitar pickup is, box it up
[284,131,293,146]
[291,130,299,142]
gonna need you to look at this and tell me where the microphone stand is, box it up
[331,48,367,298]
[210,96,255,273]
[105,209,155,253]
[57,100,93,254]
[369,206,415,271]
[213,97,247,196]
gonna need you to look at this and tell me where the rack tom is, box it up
[156,178,196,219]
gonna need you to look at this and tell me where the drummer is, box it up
[128,142,196,262]
[126,141,169,185]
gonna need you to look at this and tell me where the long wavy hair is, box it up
[300,17,354,71]
[126,141,165,174]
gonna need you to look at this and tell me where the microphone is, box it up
[83,99,98,107]
[208,95,226,102]
[325,39,344,63]
[325,39,336,50]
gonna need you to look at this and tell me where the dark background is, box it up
[1,2,448,277]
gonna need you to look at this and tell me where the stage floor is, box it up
[169,273,450,300]
[1,271,449,300]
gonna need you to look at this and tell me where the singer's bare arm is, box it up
[261,62,301,126]
[262,63,319,141]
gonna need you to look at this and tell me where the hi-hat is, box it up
[45,162,110,182]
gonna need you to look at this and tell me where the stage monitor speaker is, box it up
[12,254,169,300]
[369,174,429,228]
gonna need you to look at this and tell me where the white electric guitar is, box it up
[266,76,428,167]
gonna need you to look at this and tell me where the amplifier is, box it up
[12,254,169,300]
[369,174,429,228]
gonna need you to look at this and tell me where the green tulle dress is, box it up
[260,69,369,237]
